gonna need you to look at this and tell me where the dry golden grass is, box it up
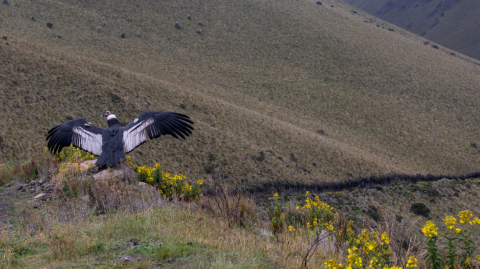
[2,199,338,268]
[1,0,480,186]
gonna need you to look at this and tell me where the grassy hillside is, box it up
[342,0,480,60]
[1,0,480,186]
[2,153,480,268]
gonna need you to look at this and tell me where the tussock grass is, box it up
[2,202,331,268]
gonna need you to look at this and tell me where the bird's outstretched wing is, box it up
[46,119,104,156]
[122,111,194,154]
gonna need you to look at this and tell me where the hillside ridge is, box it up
[1,0,480,185]
[342,0,480,60]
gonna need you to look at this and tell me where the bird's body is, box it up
[46,111,194,166]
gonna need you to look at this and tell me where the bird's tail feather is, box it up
[95,151,126,166]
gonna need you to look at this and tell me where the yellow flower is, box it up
[381,232,390,245]
[305,191,310,196]
[197,180,203,185]
[422,221,438,237]
[406,256,417,268]
[475,255,480,261]
[325,259,344,269]
[288,225,295,232]
[465,257,471,267]
[369,257,380,268]
[365,241,377,253]
[295,205,300,210]
[273,193,279,199]
[454,228,461,234]
[445,216,456,230]
[347,247,362,267]
[471,217,480,226]
[458,210,473,224]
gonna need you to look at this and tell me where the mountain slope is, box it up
[342,0,480,60]
[1,0,480,185]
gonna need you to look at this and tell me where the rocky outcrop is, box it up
[93,164,138,183]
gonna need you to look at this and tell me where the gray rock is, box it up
[57,34,62,38]
[97,26,101,33]
[138,182,149,187]
[197,21,204,26]
[38,179,44,184]
[3,0,9,5]
[30,180,36,185]
[46,22,53,28]
[93,164,138,182]
[31,17,36,21]
[120,33,126,38]
[95,210,105,215]
[29,188,35,193]
[34,193,46,200]
[135,31,141,37]
[195,29,202,34]
[316,1,322,5]
[174,22,181,29]
[115,256,136,264]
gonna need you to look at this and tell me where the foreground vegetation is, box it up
[2,147,480,268]
[2,0,480,186]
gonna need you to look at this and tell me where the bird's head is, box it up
[101,110,112,118]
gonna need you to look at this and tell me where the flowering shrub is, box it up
[268,193,284,235]
[271,191,418,269]
[49,145,96,163]
[126,156,202,201]
[422,210,480,269]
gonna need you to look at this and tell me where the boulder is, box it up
[79,160,96,171]
[93,164,138,182]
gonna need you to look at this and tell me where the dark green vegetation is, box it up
[342,0,480,60]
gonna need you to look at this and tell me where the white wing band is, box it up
[123,118,154,154]
[72,126,103,156]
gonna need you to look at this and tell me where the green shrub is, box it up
[410,203,430,217]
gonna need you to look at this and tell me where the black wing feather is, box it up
[46,119,104,155]
[122,111,194,154]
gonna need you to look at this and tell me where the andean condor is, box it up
[46,110,194,166]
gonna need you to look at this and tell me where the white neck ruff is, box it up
[107,114,116,120]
